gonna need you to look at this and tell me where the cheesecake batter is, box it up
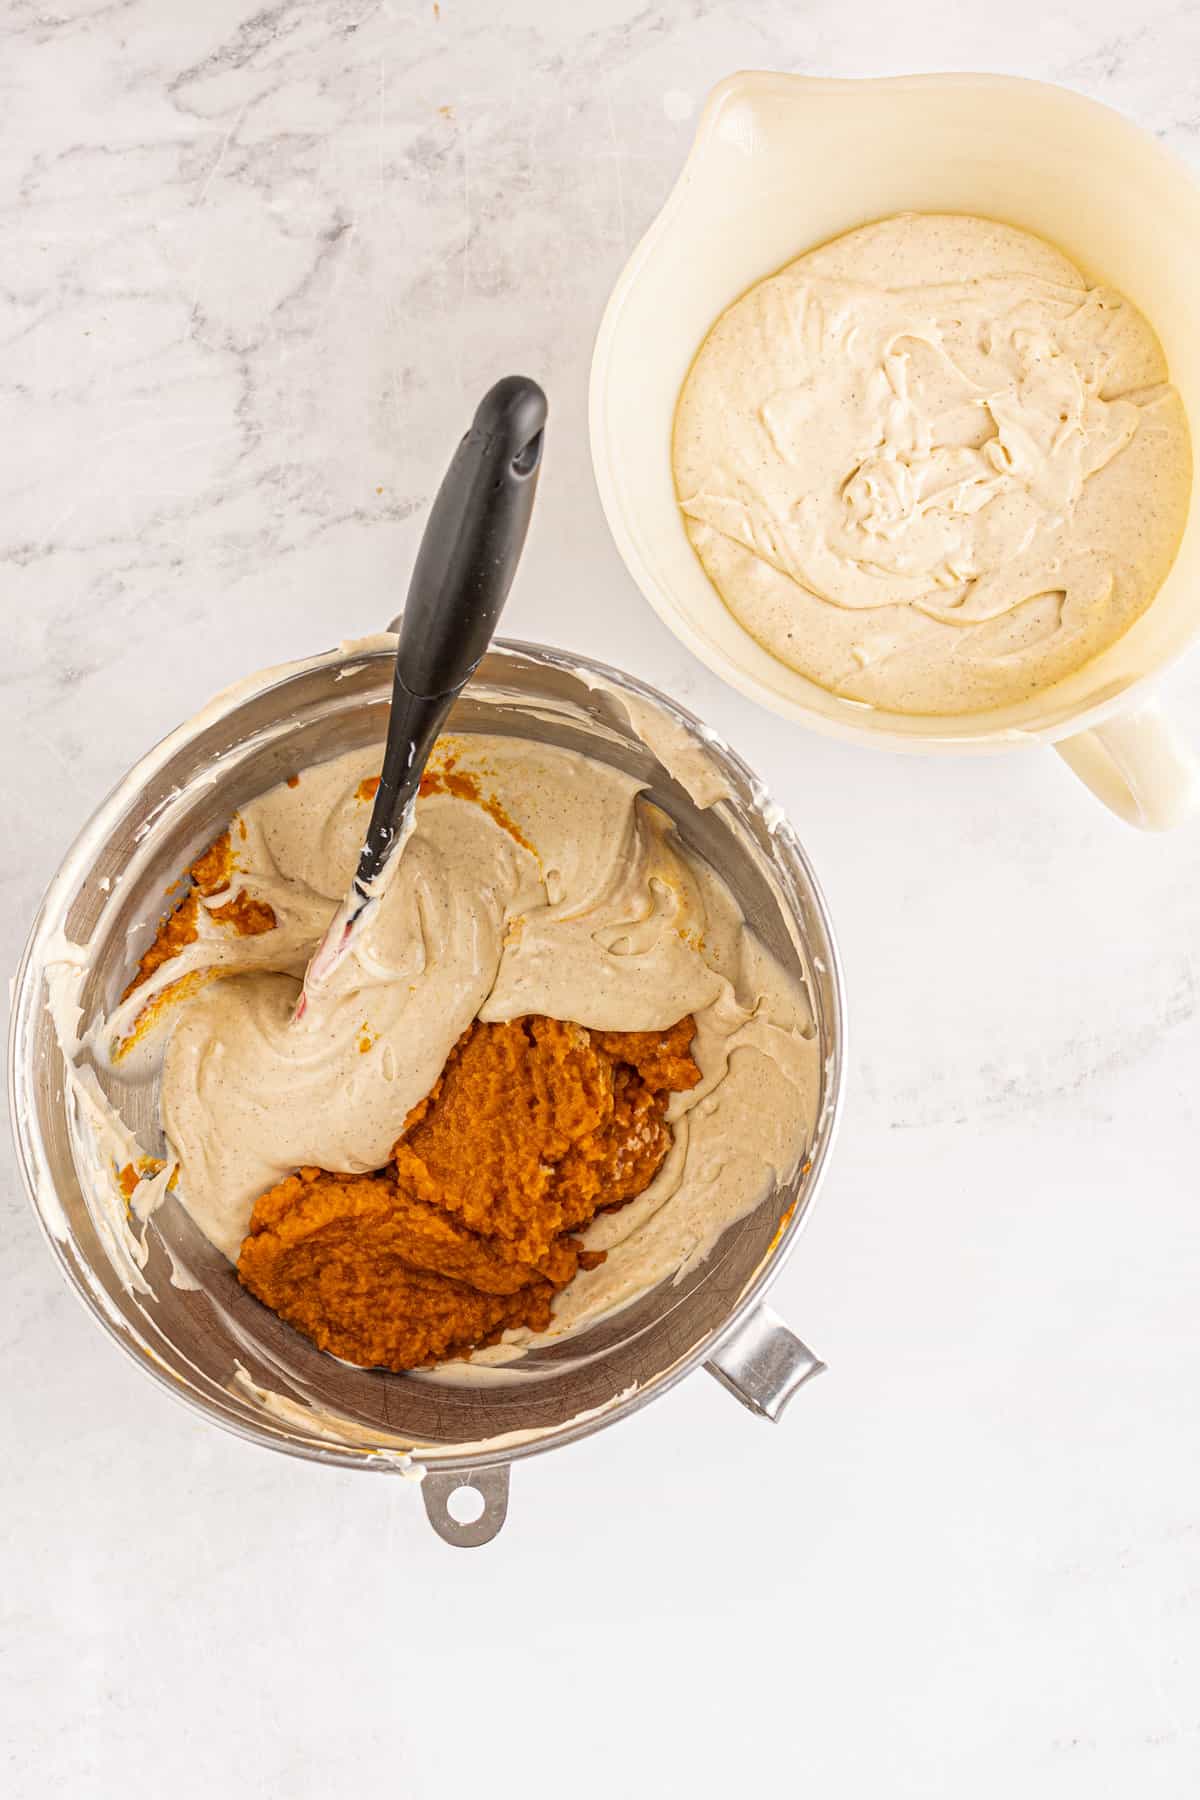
[103,734,816,1366]
[673,213,1192,715]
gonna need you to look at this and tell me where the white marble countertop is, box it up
[5,2,1200,1794]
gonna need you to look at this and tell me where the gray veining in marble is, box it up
[4,3,1200,1796]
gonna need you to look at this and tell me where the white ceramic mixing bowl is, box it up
[590,71,1200,828]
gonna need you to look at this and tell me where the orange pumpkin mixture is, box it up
[122,829,276,1000]
[237,1014,701,1370]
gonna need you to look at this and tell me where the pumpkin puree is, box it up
[122,829,276,1001]
[238,1014,701,1370]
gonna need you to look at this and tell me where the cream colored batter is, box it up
[102,735,816,1353]
[673,213,1192,715]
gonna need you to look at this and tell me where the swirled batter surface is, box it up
[105,735,816,1367]
[673,214,1191,715]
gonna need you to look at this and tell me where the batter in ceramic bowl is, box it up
[102,735,816,1370]
[673,213,1192,715]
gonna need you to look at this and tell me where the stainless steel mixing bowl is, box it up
[9,639,845,1545]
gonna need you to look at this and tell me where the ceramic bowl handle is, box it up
[1054,701,1200,830]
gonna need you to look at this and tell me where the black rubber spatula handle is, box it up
[356,375,547,889]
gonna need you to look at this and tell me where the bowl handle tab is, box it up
[1054,700,1200,830]
[421,1462,510,1547]
[704,1303,825,1422]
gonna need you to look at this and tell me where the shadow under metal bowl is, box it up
[9,639,845,1545]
